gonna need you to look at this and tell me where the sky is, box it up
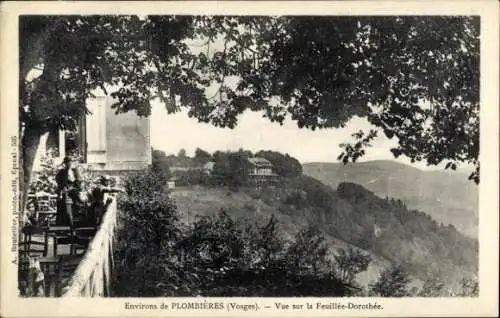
[150,100,456,171]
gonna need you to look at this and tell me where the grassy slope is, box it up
[170,186,423,289]
[303,160,478,238]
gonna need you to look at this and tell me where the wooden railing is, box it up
[61,197,117,297]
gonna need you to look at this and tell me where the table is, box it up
[46,226,73,257]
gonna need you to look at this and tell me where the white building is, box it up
[33,89,151,172]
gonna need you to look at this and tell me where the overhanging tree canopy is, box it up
[19,15,480,208]
[197,16,479,181]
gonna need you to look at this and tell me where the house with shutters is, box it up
[33,89,151,173]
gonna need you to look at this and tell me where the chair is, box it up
[72,227,97,255]
[20,226,48,257]
[47,226,74,257]
[37,193,58,226]
[36,192,53,213]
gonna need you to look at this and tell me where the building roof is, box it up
[203,161,215,170]
[248,157,273,167]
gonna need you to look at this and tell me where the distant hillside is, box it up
[170,178,478,291]
[170,186,406,289]
[303,160,478,238]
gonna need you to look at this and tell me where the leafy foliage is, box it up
[269,174,478,286]
[285,175,337,211]
[418,278,446,297]
[21,14,481,296]
[212,150,252,190]
[369,265,411,297]
[154,147,300,188]
[20,16,479,198]
[337,182,374,203]
[458,276,479,297]
[113,169,181,296]
[112,170,351,297]
[122,168,168,198]
[332,182,478,284]
[249,16,479,181]
[282,190,308,209]
[333,247,372,284]
[177,149,187,159]
[284,226,330,276]
[193,148,213,165]
[112,165,478,297]
[172,212,351,297]
[188,16,479,181]
[28,151,59,195]
[151,148,171,182]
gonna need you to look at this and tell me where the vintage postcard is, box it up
[1,1,498,317]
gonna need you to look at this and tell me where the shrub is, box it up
[284,226,330,275]
[28,151,59,195]
[123,168,167,198]
[458,276,479,297]
[418,278,446,297]
[211,151,250,189]
[112,171,352,297]
[112,168,181,296]
[333,247,372,284]
[151,148,171,182]
[369,265,411,297]
[169,212,350,297]
[277,204,291,215]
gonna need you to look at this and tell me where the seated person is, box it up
[22,201,38,227]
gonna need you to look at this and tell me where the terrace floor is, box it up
[19,226,89,297]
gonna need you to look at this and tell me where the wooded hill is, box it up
[303,161,478,238]
[159,149,478,290]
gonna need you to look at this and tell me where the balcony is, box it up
[18,195,118,297]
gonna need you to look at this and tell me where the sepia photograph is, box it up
[1,1,498,317]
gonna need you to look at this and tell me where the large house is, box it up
[33,90,151,172]
[247,157,279,185]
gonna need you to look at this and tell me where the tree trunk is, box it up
[20,126,42,224]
